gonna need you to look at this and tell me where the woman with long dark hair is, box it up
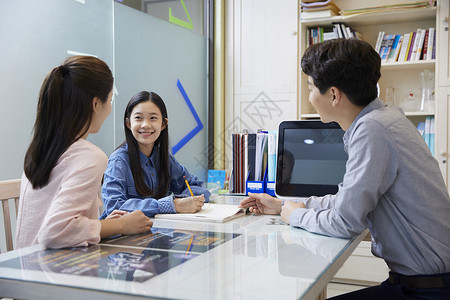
[100,91,210,219]
[16,56,152,249]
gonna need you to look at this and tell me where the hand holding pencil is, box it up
[173,176,205,213]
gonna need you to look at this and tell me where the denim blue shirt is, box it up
[289,98,450,275]
[100,144,210,219]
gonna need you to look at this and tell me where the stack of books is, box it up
[301,0,341,20]
[341,1,431,16]
[230,131,277,195]
[306,22,362,47]
[375,28,435,63]
[417,116,435,156]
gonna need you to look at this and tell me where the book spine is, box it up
[267,131,277,182]
[244,134,248,189]
[406,32,416,61]
[397,33,410,62]
[415,28,426,61]
[427,27,435,60]
[393,35,403,62]
[410,29,422,61]
[332,22,343,38]
[432,29,436,59]
[430,117,435,156]
[422,29,429,60]
[381,34,394,63]
[375,31,385,53]
[247,134,256,181]
[306,28,311,47]
[340,23,349,38]
[424,116,431,151]
[387,34,401,63]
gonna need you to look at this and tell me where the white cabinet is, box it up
[436,1,450,187]
[333,241,389,286]
[436,87,450,186]
[437,0,450,86]
[225,0,298,134]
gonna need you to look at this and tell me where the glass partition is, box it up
[113,2,208,179]
[0,0,208,181]
[0,0,114,180]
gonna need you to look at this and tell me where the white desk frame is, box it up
[0,197,366,300]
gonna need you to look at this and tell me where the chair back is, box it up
[0,179,21,252]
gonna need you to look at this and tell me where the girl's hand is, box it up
[174,194,205,213]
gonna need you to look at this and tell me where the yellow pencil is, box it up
[184,176,194,196]
[185,235,194,258]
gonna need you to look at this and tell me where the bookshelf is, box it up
[299,1,438,124]
[299,1,450,189]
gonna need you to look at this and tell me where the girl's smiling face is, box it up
[127,101,167,157]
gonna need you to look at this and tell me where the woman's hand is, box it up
[174,195,205,213]
[118,210,153,235]
[105,209,129,219]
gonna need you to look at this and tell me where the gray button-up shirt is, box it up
[289,98,450,275]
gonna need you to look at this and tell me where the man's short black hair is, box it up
[301,38,381,107]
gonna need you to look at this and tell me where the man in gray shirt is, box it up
[240,38,450,299]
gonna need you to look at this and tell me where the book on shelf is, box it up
[301,9,338,19]
[387,34,403,63]
[375,27,435,63]
[417,121,425,137]
[255,132,268,182]
[154,203,247,223]
[302,3,340,13]
[424,116,434,154]
[430,116,435,156]
[427,27,435,60]
[267,131,277,182]
[406,32,417,61]
[333,22,344,38]
[300,1,341,19]
[301,0,339,8]
[341,1,431,16]
[421,29,429,60]
[301,0,333,3]
[247,133,257,181]
[230,130,276,195]
[411,28,425,61]
[379,34,395,62]
[375,31,385,53]
[397,32,411,62]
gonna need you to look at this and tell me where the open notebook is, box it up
[154,203,247,223]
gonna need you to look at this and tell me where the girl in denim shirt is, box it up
[100,91,210,219]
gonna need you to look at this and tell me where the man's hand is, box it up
[174,195,205,213]
[281,201,305,224]
[239,193,282,215]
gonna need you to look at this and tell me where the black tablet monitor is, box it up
[276,120,348,197]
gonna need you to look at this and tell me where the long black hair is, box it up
[24,56,114,189]
[122,91,170,198]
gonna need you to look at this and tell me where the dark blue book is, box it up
[247,133,257,181]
